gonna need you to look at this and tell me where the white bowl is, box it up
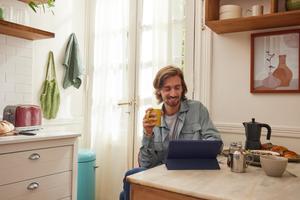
[219,5,242,20]
[220,5,242,13]
[219,12,241,20]
[260,155,288,177]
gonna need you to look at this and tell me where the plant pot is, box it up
[0,8,3,20]
[286,0,300,11]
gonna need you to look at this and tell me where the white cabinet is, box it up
[0,132,80,200]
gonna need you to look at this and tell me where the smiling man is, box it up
[139,65,222,168]
[120,66,221,200]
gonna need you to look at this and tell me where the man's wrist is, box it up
[144,132,153,138]
[142,132,154,147]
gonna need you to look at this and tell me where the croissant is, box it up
[270,145,288,155]
[283,150,298,159]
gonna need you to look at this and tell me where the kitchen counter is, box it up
[0,131,80,145]
[0,131,80,199]
[127,156,300,200]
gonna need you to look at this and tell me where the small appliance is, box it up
[3,105,42,132]
[243,118,271,150]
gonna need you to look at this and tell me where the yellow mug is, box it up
[146,109,161,126]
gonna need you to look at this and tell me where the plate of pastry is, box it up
[261,143,300,162]
[283,151,300,162]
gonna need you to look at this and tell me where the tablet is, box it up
[165,140,223,170]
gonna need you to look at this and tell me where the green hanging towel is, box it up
[40,51,60,119]
[63,33,84,89]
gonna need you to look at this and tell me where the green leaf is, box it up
[27,0,55,14]
[42,4,45,13]
[28,2,38,13]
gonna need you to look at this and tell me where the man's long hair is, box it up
[153,65,188,103]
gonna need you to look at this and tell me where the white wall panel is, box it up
[0,0,86,145]
[210,29,300,149]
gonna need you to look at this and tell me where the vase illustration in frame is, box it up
[250,29,300,93]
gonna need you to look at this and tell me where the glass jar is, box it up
[227,142,243,167]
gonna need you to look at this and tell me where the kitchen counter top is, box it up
[127,156,300,200]
[0,131,81,145]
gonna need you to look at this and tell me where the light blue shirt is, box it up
[139,99,221,168]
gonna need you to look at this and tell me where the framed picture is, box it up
[251,29,300,93]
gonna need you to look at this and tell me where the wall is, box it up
[0,35,33,110]
[210,28,300,152]
[0,0,87,146]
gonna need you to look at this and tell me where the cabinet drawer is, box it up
[0,171,72,200]
[0,145,73,185]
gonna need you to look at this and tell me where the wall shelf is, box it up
[0,20,55,40]
[205,0,300,34]
[18,0,48,4]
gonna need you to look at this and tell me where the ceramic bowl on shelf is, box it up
[260,155,288,177]
[219,5,242,20]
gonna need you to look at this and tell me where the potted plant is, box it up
[27,0,55,14]
[286,0,300,11]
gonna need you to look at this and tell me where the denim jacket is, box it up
[138,99,221,168]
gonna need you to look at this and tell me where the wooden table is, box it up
[127,157,300,200]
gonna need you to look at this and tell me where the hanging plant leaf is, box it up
[28,1,38,13]
[27,0,55,14]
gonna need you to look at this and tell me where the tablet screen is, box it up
[167,140,223,159]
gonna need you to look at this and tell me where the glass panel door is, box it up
[90,0,135,199]
[90,1,194,199]
[133,0,193,166]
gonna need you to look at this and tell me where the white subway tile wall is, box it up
[0,34,33,114]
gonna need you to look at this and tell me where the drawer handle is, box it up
[27,182,39,190]
[28,153,40,160]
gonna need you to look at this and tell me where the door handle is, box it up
[117,100,136,106]
[117,101,132,106]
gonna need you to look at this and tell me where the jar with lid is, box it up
[227,142,242,167]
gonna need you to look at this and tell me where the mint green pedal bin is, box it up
[78,149,97,200]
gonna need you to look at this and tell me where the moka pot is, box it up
[243,118,271,150]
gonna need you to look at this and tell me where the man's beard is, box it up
[165,96,180,107]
